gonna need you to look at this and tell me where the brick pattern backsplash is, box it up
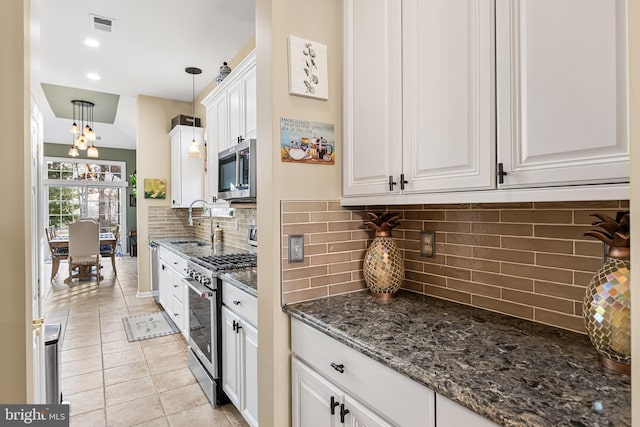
[281,199,630,334]
[148,206,256,252]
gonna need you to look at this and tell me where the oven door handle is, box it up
[183,277,214,299]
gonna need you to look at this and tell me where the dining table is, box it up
[49,232,116,282]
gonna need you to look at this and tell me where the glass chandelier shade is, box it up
[185,66,202,158]
[69,100,99,158]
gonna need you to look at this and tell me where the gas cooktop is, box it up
[190,253,257,272]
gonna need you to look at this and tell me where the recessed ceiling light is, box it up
[83,38,100,48]
[87,73,101,81]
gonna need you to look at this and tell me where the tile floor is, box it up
[45,256,249,427]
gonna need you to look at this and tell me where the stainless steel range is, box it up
[183,252,257,406]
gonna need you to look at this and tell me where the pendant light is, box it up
[185,66,202,158]
[69,100,99,158]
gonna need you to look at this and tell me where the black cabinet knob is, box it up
[330,362,344,374]
[330,396,339,415]
[340,404,350,423]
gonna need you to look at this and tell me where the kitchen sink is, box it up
[169,240,208,247]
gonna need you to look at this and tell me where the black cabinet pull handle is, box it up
[340,404,350,423]
[388,176,397,191]
[233,300,241,305]
[232,320,237,331]
[330,396,339,415]
[497,162,508,184]
[330,362,344,374]
[400,173,408,190]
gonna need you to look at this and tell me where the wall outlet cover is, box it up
[421,231,435,258]
[289,234,305,262]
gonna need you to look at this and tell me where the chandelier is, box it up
[68,100,99,158]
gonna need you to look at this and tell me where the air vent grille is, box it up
[90,14,114,32]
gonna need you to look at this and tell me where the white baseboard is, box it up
[136,290,158,299]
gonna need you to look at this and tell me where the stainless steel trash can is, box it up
[44,323,62,404]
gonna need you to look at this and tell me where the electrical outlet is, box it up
[289,235,304,262]
[421,231,435,258]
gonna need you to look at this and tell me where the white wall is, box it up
[255,0,343,425]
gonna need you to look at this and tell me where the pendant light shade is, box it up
[185,66,202,158]
[68,100,99,158]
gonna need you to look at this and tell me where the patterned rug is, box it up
[122,311,180,342]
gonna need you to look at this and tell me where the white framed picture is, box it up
[288,35,328,100]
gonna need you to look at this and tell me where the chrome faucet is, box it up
[187,199,210,226]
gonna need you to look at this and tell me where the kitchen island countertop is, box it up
[284,290,630,426]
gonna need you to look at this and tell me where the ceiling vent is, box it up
[90,14,114,32]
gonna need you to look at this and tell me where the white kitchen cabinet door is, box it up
[292,357,342,427]
[241,321,259,427]
[402,0,494,193]
[496,0,629,188]
[206,94,227,201]
[169,125,204,208]
[158,263,171,310]
[343,0,403,197]
[243,65,257,140]
[222,306,241,407]
[227,78,244,148]
[343,395,394,427]
[436,394,497,427]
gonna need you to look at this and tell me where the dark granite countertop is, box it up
[284,290,631,427]
[220,268,257,298]
[152,238,247,258]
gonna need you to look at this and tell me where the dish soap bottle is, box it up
[213,223,223,243]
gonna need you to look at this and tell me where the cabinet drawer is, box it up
[291,319,434,427]
[172,280,183,304]
[222,281,257,327]
[158,247,188,274]
[171,296,184,331]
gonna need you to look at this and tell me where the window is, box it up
[44,157,127,247]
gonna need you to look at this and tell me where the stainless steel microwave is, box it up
[217,139,256,201]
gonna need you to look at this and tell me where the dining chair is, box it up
[67,220,101,284]
[100,225,120,276]
[45,226,68,281]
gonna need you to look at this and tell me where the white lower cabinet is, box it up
[221,282,258,427]
[291,319,434,427]
[291,319,497,427]
[157,248,189,340]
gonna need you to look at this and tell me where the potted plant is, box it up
[128,171,137,207]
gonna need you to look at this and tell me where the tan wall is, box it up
[629,0,639,421]
[136,95,192,293]
[256,0,343,425]
[0,0,29,403]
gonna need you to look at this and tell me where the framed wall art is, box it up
[143,178,167,199]
[288,36,328,100]
[280,117,335,165]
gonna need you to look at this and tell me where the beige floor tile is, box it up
[133,417,169,427]
[105,376,157,407]
[166,403,231,427]
[143,342,186,361]
[101,329,129,343]
[158,383,209,416]
[101,321,127,335]
[63,333,101,350]
[63,325,101,339]
[102,339,141,355]
[62,344,102,363]
[104,360,151,387]
[103,348,145,369]
[61,357,102,379]
[151,367,196,393]
[221,404,249,426]
[106,394,166,427]
[147,352,188,376]
[66,387,105,416]
[69,408,106,427]
[139,334,178,349]
[61,370,103,396]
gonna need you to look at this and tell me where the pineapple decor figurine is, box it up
[583,211,630,374]
[363,212,404,300]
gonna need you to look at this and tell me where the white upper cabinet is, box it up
[402,0,495,194]
[495,0,629,188]
[343,0,494,197]
[343,0,402,197]
[169,125,204,208]
[342,0,629,204]
[203,50,256,202]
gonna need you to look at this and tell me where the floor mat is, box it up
[122,311,180,342]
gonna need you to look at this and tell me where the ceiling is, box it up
[36,0,255,150]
